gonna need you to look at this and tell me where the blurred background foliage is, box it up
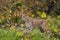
[0,0,60,40]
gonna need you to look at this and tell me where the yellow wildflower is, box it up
[7,17,11,20]
[1,16,5,20]
[31,14,35,18]
[13,13,16,17]
[41,12,47,18]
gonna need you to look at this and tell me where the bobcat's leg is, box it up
[41,21,52,37]
[41,21,51,33]
[41,21,48,32]
[26,22,33,32]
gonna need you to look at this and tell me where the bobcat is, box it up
[20,10,50,33]
[21,13,50,33]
